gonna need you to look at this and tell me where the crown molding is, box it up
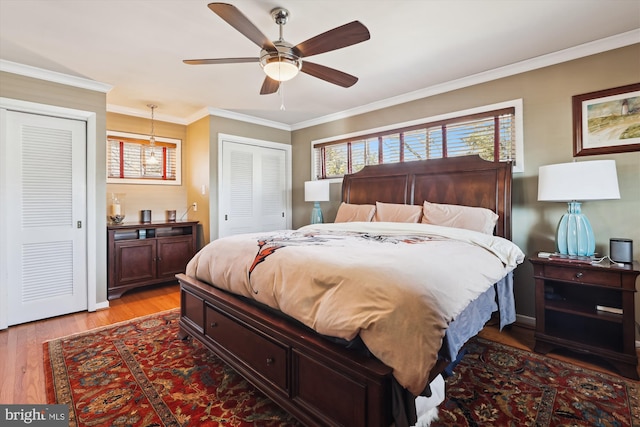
[202,107,291,131]
[107,105,292,131]
[184,107,213,125]
[0,59,112,93]
[107,104,188,125]
[290,29,640,131]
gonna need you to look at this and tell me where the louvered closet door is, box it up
[219,141,287,237]
[4,111,87,325]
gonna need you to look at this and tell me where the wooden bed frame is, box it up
[177,155,512,427]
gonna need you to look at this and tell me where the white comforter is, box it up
[186,222,524,395]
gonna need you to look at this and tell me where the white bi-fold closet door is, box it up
[218,138,291,238]
[2,110,87,326]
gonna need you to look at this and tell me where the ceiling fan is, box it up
[184,3,371,95]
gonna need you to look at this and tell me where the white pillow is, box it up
[421,201,499,234]
[334,202,376,223]
[373,202,422,223]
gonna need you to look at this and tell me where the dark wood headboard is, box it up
[341,155,512,239]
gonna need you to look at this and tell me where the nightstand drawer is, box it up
[544,265,621,287]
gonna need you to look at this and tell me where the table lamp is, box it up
[304,180,330,224]
[537,160,620,256]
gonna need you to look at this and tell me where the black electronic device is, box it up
[610,238,633,264]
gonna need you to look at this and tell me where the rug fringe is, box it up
[43,340,55,404]
[42,307,179,344]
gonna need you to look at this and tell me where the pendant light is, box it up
[146,104,159,166]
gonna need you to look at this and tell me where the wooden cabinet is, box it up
[530,256,639,379]
[108,221,198,299]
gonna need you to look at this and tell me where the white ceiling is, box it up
[1,0,638,129]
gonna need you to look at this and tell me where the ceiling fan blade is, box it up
[260,76,280,95]
[293,21,370,58]
[208,3,276,51]
[183,58,258,65]
[301,62,358,88]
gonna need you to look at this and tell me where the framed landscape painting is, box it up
[573,83,640,156]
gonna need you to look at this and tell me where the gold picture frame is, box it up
[573,83,640,156]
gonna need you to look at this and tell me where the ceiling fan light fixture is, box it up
[260,52,301,82]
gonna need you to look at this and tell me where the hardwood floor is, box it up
[478,320,640,379]
[1,283,637,405]
[0,283,180,404]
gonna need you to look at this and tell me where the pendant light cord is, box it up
[147,104,157,146]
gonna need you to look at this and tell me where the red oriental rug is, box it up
[430,338,640,427]
[44,309,640,426]
[44,309,301,427]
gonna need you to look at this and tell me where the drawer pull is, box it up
[266,357,274,366]
[210,321,218,328]
[575,272,583,279]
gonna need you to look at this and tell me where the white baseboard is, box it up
[94,300,110,311]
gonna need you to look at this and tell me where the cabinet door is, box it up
[156,236,194,280]
[114,239,156,287]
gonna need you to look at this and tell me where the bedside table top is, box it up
[529,255,640,273]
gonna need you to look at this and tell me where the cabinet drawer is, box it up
[294,350,367,427]
[205,305,287,391]
[181,289,204,333]
[544,265,621,287]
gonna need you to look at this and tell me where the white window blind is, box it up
[107,131,181,185]
[313,105,518,179]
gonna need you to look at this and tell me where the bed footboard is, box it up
[177,273,395,427]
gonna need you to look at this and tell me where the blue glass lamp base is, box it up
[556,201,595,256]
[310,202,324,224]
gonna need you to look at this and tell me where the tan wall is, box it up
[1,71,109,303]
[186,115,211,247]
[106,112,190,224]
[291,44,640,326]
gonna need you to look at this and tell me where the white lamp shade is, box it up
[538,160,620,201]
[263,60,300,81]
[305,180,330,202]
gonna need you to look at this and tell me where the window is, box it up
[312,100,523,179]
[107,131,181,185]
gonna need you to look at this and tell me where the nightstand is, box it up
[530,256,639,379]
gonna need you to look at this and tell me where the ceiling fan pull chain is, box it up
[280,83,286,111]
[277,50,286,110]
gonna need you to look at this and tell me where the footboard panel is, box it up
[177,273,394,427]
